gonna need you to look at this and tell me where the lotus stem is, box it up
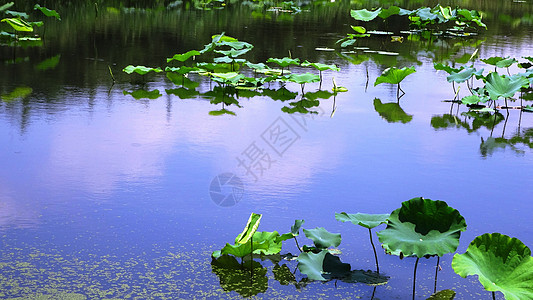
[434,256,440,293]
[368,228,380,274]
[412,257,420,300]
[371,286,377,300]
[108,65,116,83]
[293,236,302,252]
[492,291,496,300]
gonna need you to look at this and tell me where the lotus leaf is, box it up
[123,65,163,75]
[0,2,14,12]
[335,212,389,229]
[485,72,529,100]
[415,7,438,21]
[379,6,401,19]
[303,227,341,249]
[1,18,33,32]
[166,50,201,63]
[374,66,416,86]
[34,4,61,20]
[235,212,262,244]
[297,250,328,281]
[288,73,321,84]
[267,57,300,68]
[434,63,461,75]
[214,48,251,58]
[373,99,413,124]
[377,197,467,258]
[301,61,340,72]
[446,66,483,83]
[452,233,533,300]
[218,40,253,50]
[5,10,28,19]
[350,8,382,21]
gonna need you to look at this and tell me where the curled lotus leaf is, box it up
[377,197,467,258]
[452,233,533,300]
[374,66,416,86]
[350,8,382,21]
[303,227,341,249]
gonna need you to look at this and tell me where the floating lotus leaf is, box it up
[1,17,33,32]
[461,95,486,105]
[211,255,268,297]
[374,66,416,86]
[34,4,61,20]
[335,212,390,229]
[123,65,163,75]
[377,197,467,258]
[452,233,533,300]
[350,8,382,21]
[373,99,413,124]
[235,212,262,244]
[426,289,456,299]
[446,66,483,83]
[485,72,529,100]
[303,227,341,249]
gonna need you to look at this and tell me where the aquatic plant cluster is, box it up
[122,33,345,115]
[0,2,60,46]
[212,197,533,299]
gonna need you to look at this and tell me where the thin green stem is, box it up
[368,228,379,274]
[412,257,420,300]
[434,256,440,293]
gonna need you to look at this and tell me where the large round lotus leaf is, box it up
[335,212,390,229]
[377,197,467,258]
[452,233,533,300]
[374,66,416,86]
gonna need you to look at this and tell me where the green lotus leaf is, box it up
[267,57,300,68]
[434,63,461,75]
[123,89,162,100]
[218,40,253,50]
[1,17,33,32]
[301,61,340,72]
[457,9,486,29]
[439,6,455,20]
[415,7,438,21]
[211,255,268,297]
[335,212,390,229]
[377,197,467,258]
[297,250,328,281]
[123,65,163,75]
[373,98,413,124]
[165,66,200,75]
[523,105,533,112]
[461,95,482,105]
[34,4,61,20]
[245,62,268,70]
[252,231,283,255]
[427,289,456,300]
[485,72,529,100]
[0,2,14,13]
[235,213,262,244]
[350,25,366,33]
[288,73,321,84]
[446,67,484,83]
[291,219,305,236]
[350,8,382,22]
[378,6,400,19]
[374,66,416,86]
[452,233,533,300]
[166,50,201,63]
[214,47,251,58]
[303,227,341,249]
[5,10,28,19]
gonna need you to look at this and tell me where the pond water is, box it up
[1,0,533,299]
